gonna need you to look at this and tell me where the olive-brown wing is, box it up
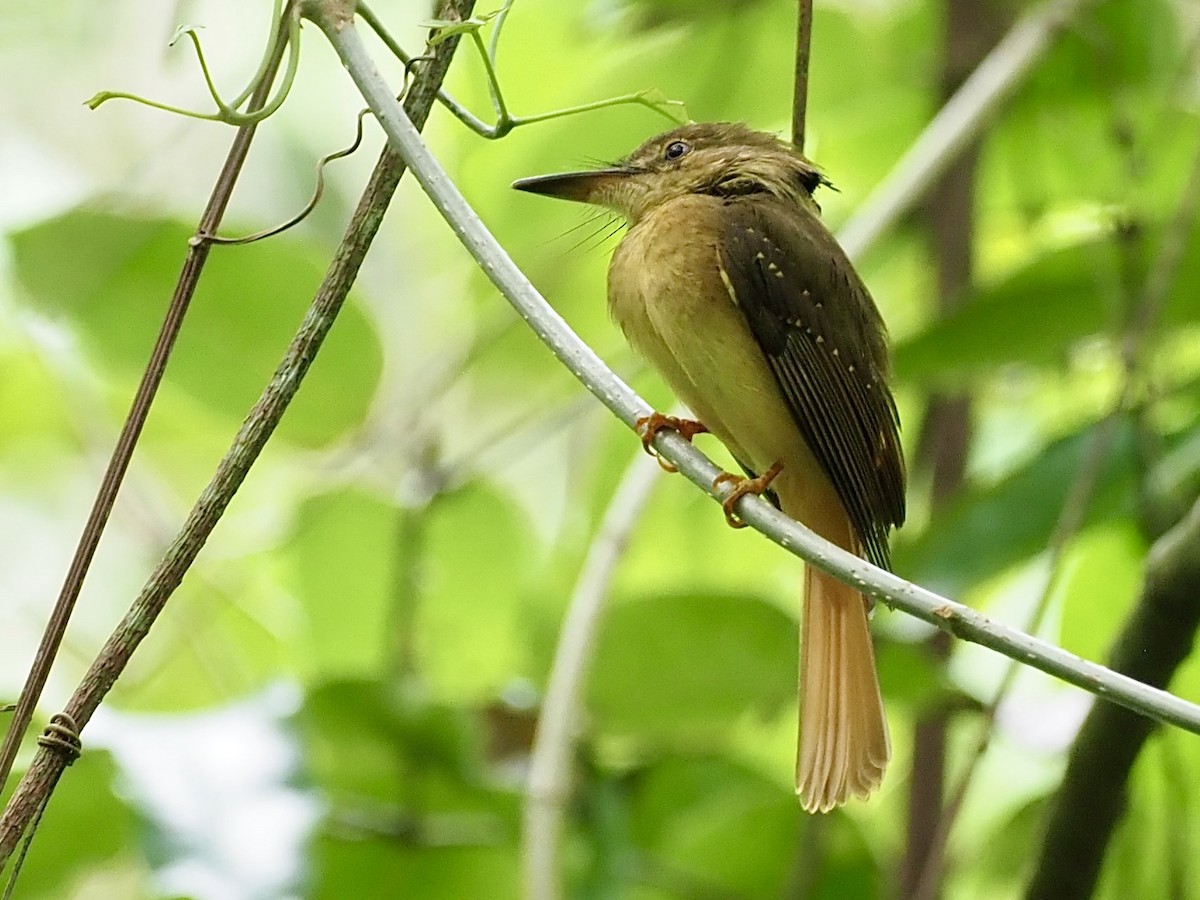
[717,196,905,570]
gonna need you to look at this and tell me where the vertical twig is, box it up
[792,0,814,152]
[902,2,1006,895]
[0,3,298,797]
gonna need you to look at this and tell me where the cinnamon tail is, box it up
[795,563,890,812]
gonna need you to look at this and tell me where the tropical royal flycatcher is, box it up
[513,122,906,812]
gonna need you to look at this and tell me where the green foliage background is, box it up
[1,0,1199,897]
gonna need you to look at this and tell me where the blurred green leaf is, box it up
[1145,425,1200,538]
[1058,520,1146,662]
[589,592,796,735]
[300,678,479,805]
[895,219,1200,384]
[313,840,518,900]
[623,756,878,899]
[969,797,1046,892]
[1097,735,1181,900]
[627,757,801,899]
[896,420,1138,597]
[875,638,954,714]
[113,578,293,711]
[291,489,396,679]
[418,482,536,703]
[4,751,145,899]
[11,210,381,447]
[1023,0,1178,102]
[895,235,1120,383]
[0,346,75,487]
[302,679,526,818]
[0,349,67,451]
[302,679,522,899]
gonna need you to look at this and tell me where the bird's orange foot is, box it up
[635,413,709,472]
[713,461,784,528]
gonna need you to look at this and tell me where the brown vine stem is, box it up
[0,3,297,797]
[0,0,476,869]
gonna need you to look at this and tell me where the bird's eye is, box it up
[664,140,690,161]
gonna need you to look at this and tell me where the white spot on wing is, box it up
[716,251,741,308]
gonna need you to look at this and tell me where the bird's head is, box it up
[513,122,829,225]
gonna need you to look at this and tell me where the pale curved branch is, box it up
[324,17,1200,736]
[523,455,663,900]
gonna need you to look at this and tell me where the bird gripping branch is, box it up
[515,122,906,812]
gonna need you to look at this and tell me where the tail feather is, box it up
[796,564,890,813]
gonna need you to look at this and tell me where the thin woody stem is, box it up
[792,0,814,151]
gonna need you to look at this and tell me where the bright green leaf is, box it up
[3,752,144,898]
[10,210,381,447]
[896,419,1138,598]
[894,222,1200,384]
[290,489,396,679]
[588,592,796,735]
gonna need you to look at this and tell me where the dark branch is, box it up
[791,0,813,151]
[1025,497,1200,900]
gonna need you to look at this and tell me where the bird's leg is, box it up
[635,412,709,472]
[713,461,784,528]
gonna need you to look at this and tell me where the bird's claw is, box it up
[713,461,784,528]
[635,413,708,472]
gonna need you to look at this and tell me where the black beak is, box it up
[511,168,635,204]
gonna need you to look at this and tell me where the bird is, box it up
[513,122,906,812]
